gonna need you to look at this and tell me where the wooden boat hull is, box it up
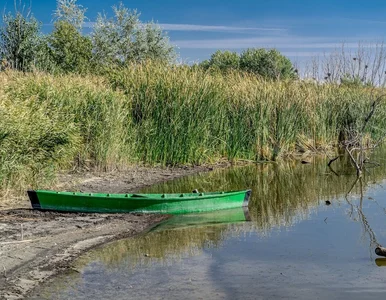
[28,189,251,214]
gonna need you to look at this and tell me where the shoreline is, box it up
[0,162,238,300]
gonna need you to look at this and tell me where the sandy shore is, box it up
[0,164,228,300]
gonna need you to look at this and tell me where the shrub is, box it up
[240,48,297,80]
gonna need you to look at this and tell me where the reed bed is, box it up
[0,63,385,195]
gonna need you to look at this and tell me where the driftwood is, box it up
[375,246,386,257]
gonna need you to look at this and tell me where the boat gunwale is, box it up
[31,189,251,202]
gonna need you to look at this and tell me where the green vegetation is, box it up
[0,1,386,198]
[49,21,93,73]
[1,64,385,196]
[0,0,176,73]
[92,3,175,67]
[201,50,240,72]
[200,49,297,80]
[0,10,41,71]
[239,48,297,80]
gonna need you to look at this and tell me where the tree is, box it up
[92,3,175,67]
[53,0,87,30]
[49,0,92,73]
[33,36,58,72]
[198,59,211,70]
[131,22,175,63]
[0,10,40,71]
[240,48,297,80]
[49,20,92,73]
[200,50,240,72]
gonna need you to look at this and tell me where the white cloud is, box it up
[172,36,377,49]
[158,23,286,32]
[282,51,327,57]
[81,22,286,33]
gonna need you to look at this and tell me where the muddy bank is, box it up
[0,163,232,299]
[0,209,168,300]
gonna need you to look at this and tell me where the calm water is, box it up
[31,151,386,300]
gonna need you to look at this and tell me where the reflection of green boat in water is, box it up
[77,207,253,267]
[28,189,251,214]
[153,207,251,231]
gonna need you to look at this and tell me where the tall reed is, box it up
[0,63,385,195]
[108,63,386,163]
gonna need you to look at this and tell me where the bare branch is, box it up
[327,156,340,166]
[328,165,340,177]
[361,94,386,132]
[346,146,362,177]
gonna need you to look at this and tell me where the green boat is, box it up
[27,189,251,214]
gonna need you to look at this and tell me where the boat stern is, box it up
[243,189,252,207]
[27,190,41,209]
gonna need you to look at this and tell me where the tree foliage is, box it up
[53,0,87,30]
[0,1,176,73]
[200,48,296,80]
[0,10,40,71]
[92,3,175,68]
[48,0,92,73]
[240,48,297,80]
[33,36,58,72]
[131,22,176,63]
[201,50,240,72]
[49,21,92,73]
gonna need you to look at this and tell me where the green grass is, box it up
[0,63,385,196]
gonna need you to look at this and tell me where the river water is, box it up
[30,150,386,299]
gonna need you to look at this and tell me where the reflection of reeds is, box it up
[78,223,241,269]
[142,148,386,233]
[76,149,386,270]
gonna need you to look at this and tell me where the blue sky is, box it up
[4,0,386,64]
